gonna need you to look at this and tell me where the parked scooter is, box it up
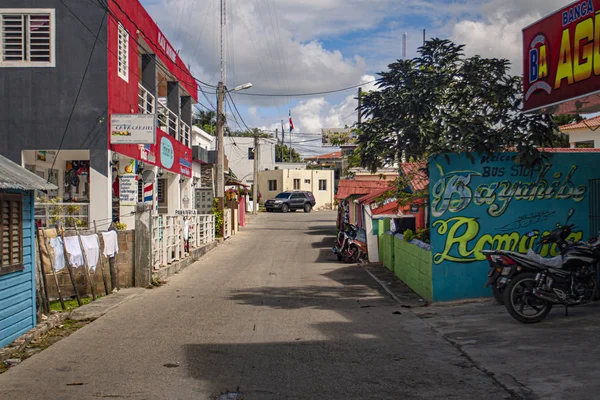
[481,209,576,304]
[332,224,368,263]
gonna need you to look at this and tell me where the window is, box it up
[0,9,55,67]
[117,23,128,81]
[268,180,277,191]
[293,179,300,190]
[575,141,594,148]
[0,194,23,275]
[304,179,310,184]
[157,178,166,203]
[319,179,327,191]
[248,147,255,160]
[291,193,304,199]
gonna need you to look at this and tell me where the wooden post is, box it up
[41,229,65,310]
[108,222,120,291]
[74,224,97,301]
[34,231,50,314]
[56,225,82,307]
[93,221,110,296]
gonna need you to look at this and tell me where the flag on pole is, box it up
[289,110,295,133]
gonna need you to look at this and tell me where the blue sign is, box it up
[429,152,600,301]
[160,137,174,169]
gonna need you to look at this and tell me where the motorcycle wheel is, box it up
[503,272,552,324]
[336,253,343,261]
[492,284,504,305]
[344,244,360,264]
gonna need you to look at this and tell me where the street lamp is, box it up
[231,83,253,92]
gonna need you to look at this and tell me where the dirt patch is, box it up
[1,319,90,374]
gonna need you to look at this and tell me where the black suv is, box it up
[265,191,316,213]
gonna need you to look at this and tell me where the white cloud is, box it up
[451,0,574,74]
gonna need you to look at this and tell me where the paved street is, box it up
[0,211,511,400]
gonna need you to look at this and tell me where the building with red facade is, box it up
[0,0,205,228]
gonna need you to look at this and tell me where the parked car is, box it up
[264,191,316,213]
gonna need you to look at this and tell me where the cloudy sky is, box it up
[141,0,573,155]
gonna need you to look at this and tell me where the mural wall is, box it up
[429,152,600,301]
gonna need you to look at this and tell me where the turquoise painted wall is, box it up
[0,191,36,348]
[429,152,600,301]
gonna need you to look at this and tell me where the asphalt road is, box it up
[0,211,512,399]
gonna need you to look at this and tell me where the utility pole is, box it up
[253,135,259,215]
[216,82,225,208]
[216,0,226,216]
[357,87,362,127]
[289,127,292,162]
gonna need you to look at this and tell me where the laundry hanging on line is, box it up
[63,236,85,268]
[80,234,100,272]
[48,237,66,272]
[101,231,119,258]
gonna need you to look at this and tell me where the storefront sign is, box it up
[119,174,138,206]
[175,209,197,215]
[111,114,156,144]
[523,0,600,113]
[160,136,175,169]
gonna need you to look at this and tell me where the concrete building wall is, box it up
[567,129,600,147]
[258,169,334,210]
[0,1,109,177]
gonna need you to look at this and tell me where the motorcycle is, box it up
[332,224,368,263]
[501,212,600,324]
[481,209,576,304]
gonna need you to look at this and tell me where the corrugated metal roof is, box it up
[336,180,390,200]
[0,154,58,191]
[305,150,343,160]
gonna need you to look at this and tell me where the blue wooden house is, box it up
[0,154,56,348]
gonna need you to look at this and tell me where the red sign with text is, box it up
[113,128,192,178]
[523,0,600,113]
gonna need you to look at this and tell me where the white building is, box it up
[258,169,335,210]
[560,116,600,148]
[223,137,306,186]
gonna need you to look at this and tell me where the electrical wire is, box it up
[48,9,107,180]
[234,80,377,97]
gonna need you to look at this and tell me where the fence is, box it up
[223,209,232,239]
[151,214,215,269]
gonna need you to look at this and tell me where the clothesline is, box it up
[47,231,119,273]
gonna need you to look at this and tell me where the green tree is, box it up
[276,143,302,162]
[229,127,270,138]
[193,110,216,135]
[357,39,558,172]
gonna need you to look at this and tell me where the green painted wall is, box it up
[380,232,433,302]
[393,237,433,302]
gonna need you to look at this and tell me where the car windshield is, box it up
[275,192,291,199]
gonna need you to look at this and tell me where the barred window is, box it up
[0,194,24,275]
[1,9,54,67]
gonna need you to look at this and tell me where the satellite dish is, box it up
[142,170,155,182]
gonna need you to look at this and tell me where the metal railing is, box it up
[180,120,191,147]
[151,214,215,269]
[223,209,232,239]
[34,202,90,228]
[138,83,192,147]
[138,84,155,114]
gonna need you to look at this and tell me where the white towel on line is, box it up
[48,237,66,272]
[63,236,84,268]
[101,231,119,257]
[80,234,100,272]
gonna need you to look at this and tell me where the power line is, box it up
[226,90,252,132]
[234,80,377,97]
[49,8,107,179]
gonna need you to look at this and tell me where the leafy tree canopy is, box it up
[357,38,558,171]
[276,143,302,163]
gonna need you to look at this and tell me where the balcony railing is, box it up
[138,84,155,114]
[138,84,191,147]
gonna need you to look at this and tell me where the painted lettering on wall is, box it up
[158,32,177,63]
[429,153,592,267]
